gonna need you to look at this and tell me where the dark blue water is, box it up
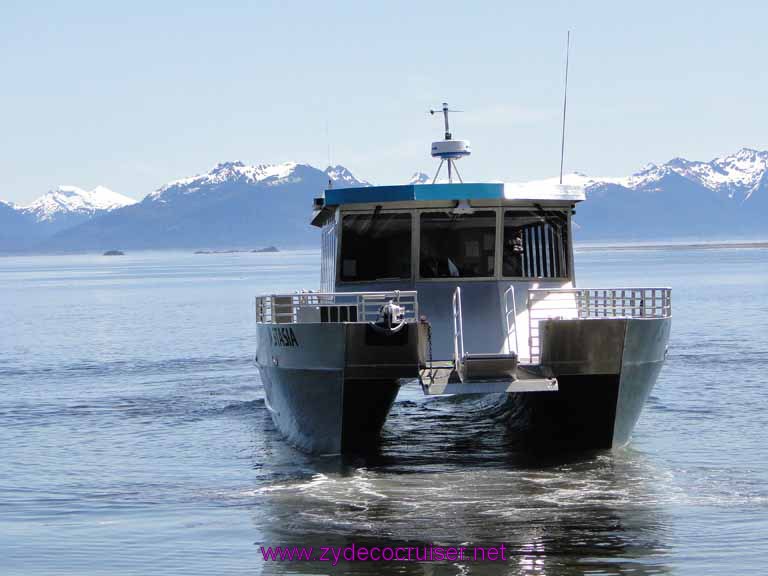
[1,248,766,575]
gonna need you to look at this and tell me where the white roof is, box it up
[503,179,586,202]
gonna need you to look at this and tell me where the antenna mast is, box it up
[429,102,471,184]
[559,31,571,185]
[325,118,333,188]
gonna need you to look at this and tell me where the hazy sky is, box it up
[3,0,768,204]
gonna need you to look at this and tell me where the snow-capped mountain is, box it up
[4,150,766,253]
[547,147,768,200]
[408,171,431,184]
[148,161,303,202]
[562,148,768,240]
[620,148,768,199]
[325,165,370,187]
[0,184,136,250]
[406,149,766,240]
[148,161,369,203]
[22,185,136,222]
[44,162,369,251]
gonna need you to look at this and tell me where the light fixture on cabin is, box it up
[452,199,474,215]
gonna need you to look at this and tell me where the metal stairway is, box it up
[420,287,558,396]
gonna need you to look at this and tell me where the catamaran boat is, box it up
[255,104,671,454]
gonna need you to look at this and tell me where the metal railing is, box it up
[255,291,419,324]
[451,286,465,366]
[527,287,672,363]
[503,285,520,355]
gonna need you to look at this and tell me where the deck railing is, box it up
[451,287,465,365]
[527,287,672,363]
[255,291,419,324]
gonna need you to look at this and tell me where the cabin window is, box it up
[340,212,411,281]
[503,210,569,278]
[420,211,496,278]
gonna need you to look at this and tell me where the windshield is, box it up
[420,211,496,278]
[340,212,412,282]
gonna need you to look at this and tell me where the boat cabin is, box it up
[311,181,586,361]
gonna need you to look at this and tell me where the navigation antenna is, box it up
[429,102,471,184]
[559,31,571,185]
[326,118,333,189]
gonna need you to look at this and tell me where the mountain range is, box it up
[31,163,368,252]
[1,148,766,252]
[565,148,768,240]
[0,185,136,250]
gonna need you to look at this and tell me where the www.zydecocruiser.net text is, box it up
[260,544,509,565]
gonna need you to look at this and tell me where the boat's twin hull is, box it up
[514,316,671,449]
[256,323,417,453]
[259,366,400,453]
[257,317,670,453]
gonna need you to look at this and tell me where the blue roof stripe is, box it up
[414,183,503,200]
[324,183,505,205]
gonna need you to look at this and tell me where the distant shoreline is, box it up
[194,246,279,255]
[575,240,768,252]
[2,240,766,257]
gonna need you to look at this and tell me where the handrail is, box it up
[503,285,519,355]
[527,287,671,363]
[255,290,419,324]
[451,286,465,366]
[528,287,672,318]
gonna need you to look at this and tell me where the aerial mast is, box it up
[559,31,571,185]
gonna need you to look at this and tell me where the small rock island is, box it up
[103,250,125,256]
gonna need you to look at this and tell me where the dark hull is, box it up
[342,380,400,451]
[505,317,670,450]
[505,374,621,449]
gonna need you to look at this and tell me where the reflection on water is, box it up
[249,386,673,575]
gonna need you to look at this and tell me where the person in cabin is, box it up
[503,228,525,277]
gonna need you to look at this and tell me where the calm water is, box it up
[1,247,767,575]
